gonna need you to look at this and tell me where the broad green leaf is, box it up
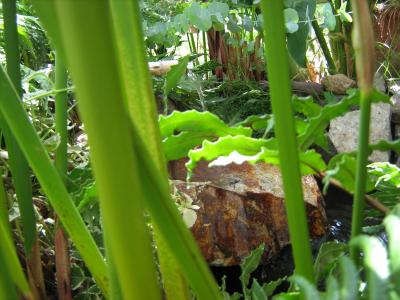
[174,14,189,33]
[286,0,316,67]
[323,3,336,31]
[243,15,253,32]
[337,256,358,300]
[159,110,252,138]
[350,236,389,300]
[207,1,229,22]
[163,131,218,161]
[289,276,320,300]
[313,242,347,281]
[186,135,325,177]
[185,2,212,32]
[293,96,321,118]
[284,8,299,33]
[227,15,241,33]
[240,244,265,298]
[164,55,190,96]
[323,153,375,194]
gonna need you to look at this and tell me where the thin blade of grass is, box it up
[0,65,109,295]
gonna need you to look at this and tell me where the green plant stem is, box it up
[349,0,376,260]
[0,65,109,296]
[50,1,162,298]
[202,31,208,64]
[189,32,199,65]
[351,92,372,245]
[0,178,31,297]
[311,20,337,74]
[109,2,219,299]
[260,0,314,283]
[1,0,37,255]
[54,51,72,300]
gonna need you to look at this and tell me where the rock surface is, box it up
[389,80,400,124]
[328,102,392,162]
[170,159,328,266]
[322,74,356,94]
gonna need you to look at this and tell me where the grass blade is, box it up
[260,0,314,282]
[0,65,109,295]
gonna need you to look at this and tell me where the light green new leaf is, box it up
[186,135,326,177]
[159,110,252,138]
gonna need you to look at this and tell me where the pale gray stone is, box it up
[328,102,392,162]
[389,80,400,124]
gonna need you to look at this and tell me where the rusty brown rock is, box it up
[170,159,328,266]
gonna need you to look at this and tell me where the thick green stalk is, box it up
[350,0,376,254]
[0,178,31,297]
[108,1,220,299]
[50,1,161,299]
[260,0,314,283]
[1,0,36,256]
[0,66,109,295]
[311,20,337,74]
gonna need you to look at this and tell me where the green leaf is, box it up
[159,110,252,138]
[286,0,316,67]
[313,242,347,281]
[243,15,253,32]
[297,89,391,150]
[383,214,400,292]
[350,236,390,300]
[164,55,190,96]
[234,114,272,131]
[338,1,352,23]
[251,279,267,300]
[262,277,286,297]
[369,139,400,155]
[322,3,336,31]
[185,2,212,32]
[186,135,326,177]
[289,276,320,300]
[208,1,229,23]
[293,96,321,118]
[240,244,265,298]
[174,14,189,33]
[284,8,299,33]
[324,153,375,194]
[324,275,339,300]
[337,256,358,300]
